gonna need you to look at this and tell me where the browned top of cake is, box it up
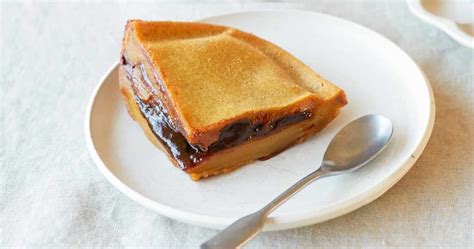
[123,20,347,148]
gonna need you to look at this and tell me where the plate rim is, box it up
[85,9,436,231]
[406,0,474,48]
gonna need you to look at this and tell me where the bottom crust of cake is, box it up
[119,68,344,180]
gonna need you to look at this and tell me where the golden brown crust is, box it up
[123,20,347,148]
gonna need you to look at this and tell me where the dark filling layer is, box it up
[121,57,312,169]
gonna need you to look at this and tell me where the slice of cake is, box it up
[119,20,347,180]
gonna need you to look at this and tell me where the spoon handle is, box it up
[260,168,329,215]
[201,168,329,249]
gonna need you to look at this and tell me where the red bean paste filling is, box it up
[121,56,312,169]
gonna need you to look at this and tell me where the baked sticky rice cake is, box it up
[119,20,347,180]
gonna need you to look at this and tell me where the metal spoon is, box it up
[201,114,393,249]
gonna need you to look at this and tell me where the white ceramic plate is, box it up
[407,0,473,48]
[85,10,435,231]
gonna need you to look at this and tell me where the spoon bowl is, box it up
[322,114,393,172]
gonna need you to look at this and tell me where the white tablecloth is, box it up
[2,1,472,248]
